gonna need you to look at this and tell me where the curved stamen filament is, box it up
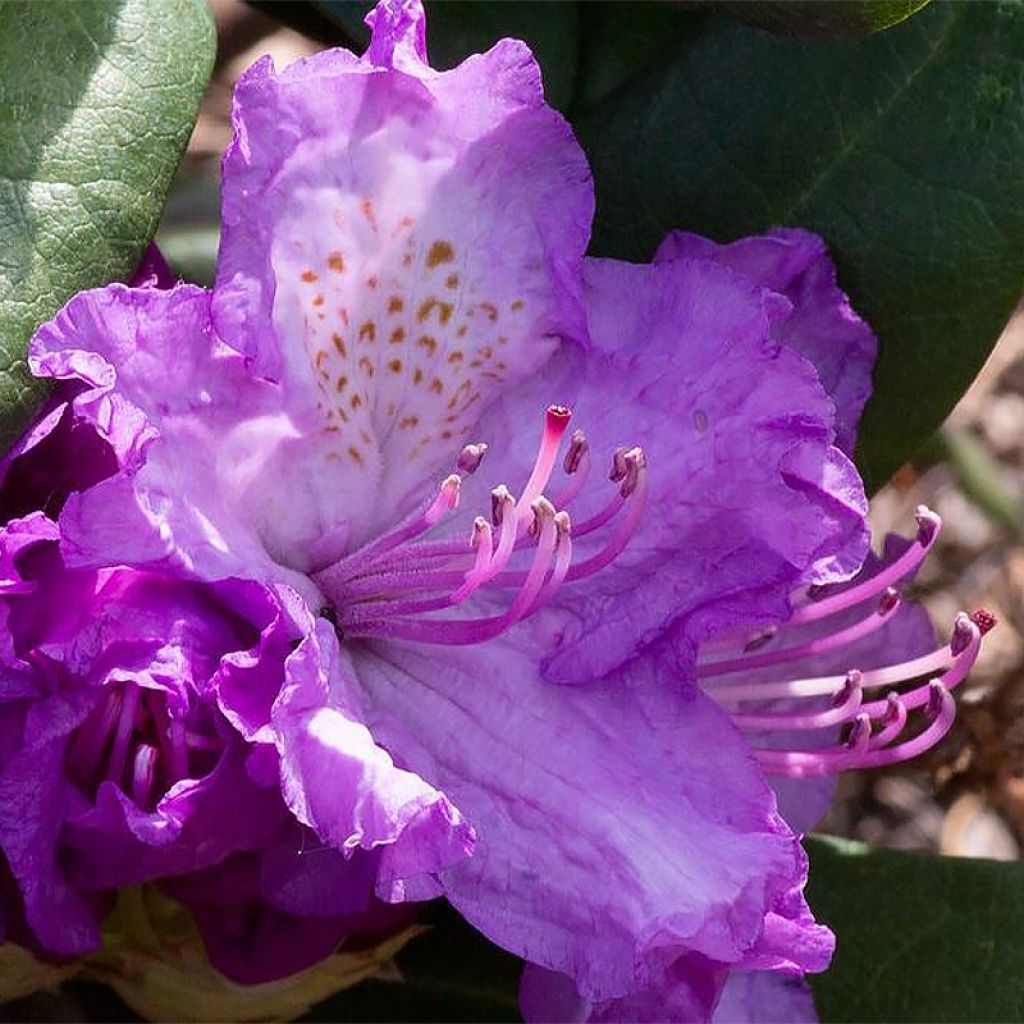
[786,506,940,626]
[350,498,560,644]
[316,406,647,648]
[867,695,907,750]
[698,589,901,680]
[859,613,979,717]
[704,645,954,703]
[550,430,591,509]
[695,501,989,778]
[748,617,982,778]
[730,672,863,732]
[756,682,955,778]
[314,474,461,590]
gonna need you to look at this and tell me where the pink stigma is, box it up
[313,405,646,646]
[698,507,989,777]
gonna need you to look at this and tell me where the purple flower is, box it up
[0,507,411,984]
[3,0,989,1019]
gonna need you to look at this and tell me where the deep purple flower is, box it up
[0,509,410,984]
[2,1,989,1019]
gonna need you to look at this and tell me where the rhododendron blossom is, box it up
[0,1,988,1020]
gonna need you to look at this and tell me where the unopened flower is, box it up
[2,1,988,1019]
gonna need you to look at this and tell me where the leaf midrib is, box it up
[776,8,957,223]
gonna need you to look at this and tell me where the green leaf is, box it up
[0,0,215,447]
[806,834,1024,1021]
[575,0,1024,491]
[724,0,932,40]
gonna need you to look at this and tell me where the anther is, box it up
[457,443,488,475]
[950,612,977,655]
[915,505,942,545]
[744,627,778,653]
[609,447,630,483]
[491,485,514,527]
[564,431,589,474]
[844,714,872,754]
[833,670,862,707]
[618,448,647,498]
[868,694,908,750]
[439,474,461,510]
[927,679,948,718]
[529,496,556,538]
[470,516,492,547]
[554,510,572,541]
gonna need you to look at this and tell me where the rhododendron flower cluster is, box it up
[0,1,988,1020]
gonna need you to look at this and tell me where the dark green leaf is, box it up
[575,1,1024,490]
[0,0,215,447]
[725,0,931,40]
[806,834,1024,1022]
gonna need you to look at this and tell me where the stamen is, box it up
[351,497,560,644]
[758,683,956,778]
[750,617,981,778]
[730,671,863,732]
[132,744,159,807]
[529,511,572,613]
[704,646,953,703]
[106,685,141,787]
[320,406,646,648]
[867,694,907,750]
[447,518,494,604]
[457,443,488,475]
[564,430,589,475]
[695,504,988,778]
[565,448,647,581]
[859,613,980,717]
[698,588,902,679]
[314,474,461,589]
[786,506,941,626]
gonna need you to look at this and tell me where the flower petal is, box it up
[28,283,333,594]
[520,956,730,1024]
[712,971,819,1024]
[213,0,593,542]
[0,696,97,955]
[655,229,876,455]
[272,620,476,899]
[466,256,868,685]
[351,635,829,1003]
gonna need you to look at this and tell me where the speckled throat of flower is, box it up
[295,227,530,474]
